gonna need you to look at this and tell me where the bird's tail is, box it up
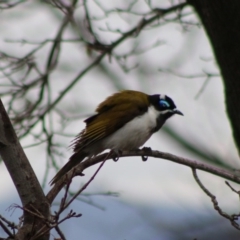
[50,151,87,185]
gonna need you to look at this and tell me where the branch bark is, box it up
[47,149,240,204]
[188,0,240,154]
[0,99,49,240]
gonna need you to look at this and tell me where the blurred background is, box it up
[0,0,239,239]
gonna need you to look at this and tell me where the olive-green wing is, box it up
[72,90,149,151]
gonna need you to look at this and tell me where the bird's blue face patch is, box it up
[159,99,171,109]
[148,94,177,112]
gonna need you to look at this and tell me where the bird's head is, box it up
[148,94,183,132]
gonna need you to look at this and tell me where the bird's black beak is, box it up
[174,109,184,116]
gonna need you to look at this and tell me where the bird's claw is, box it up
[141,147,152,161]
[110,149,122,162]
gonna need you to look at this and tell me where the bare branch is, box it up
[55,225,66,240]
[0,0,26,9]
[0,99,50,239]
[225,181,240,195]
[192,168,240,230]
[0,215,15,238]
[47,149,240,204]
[16,2,188,140]
[0,215,17,236]
[159,68,220,98]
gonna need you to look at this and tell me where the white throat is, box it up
[103,106,160,150]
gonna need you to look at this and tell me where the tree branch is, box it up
[0,99,49,239]
[192,168,240,230]
[47,149,240,204]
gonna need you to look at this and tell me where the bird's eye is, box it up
[159,99,170,108]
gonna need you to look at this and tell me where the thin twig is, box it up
[18,2,188,139]
[55,225,66,240]
[192,168,240,230]
[0,220,14,238]
[225,181,240,195]
[63,152,110,210]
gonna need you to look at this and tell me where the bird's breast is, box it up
[102,106,159,150]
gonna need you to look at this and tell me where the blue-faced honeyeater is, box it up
[50,90,183,185]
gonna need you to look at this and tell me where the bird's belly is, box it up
[102,115,156,150]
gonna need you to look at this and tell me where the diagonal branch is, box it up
[0,99,49,239]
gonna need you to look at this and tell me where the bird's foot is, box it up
[141,147,152,161]
[142,146,152,152]
[110,149,122,162]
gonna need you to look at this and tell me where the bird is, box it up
[50,90,183,185]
